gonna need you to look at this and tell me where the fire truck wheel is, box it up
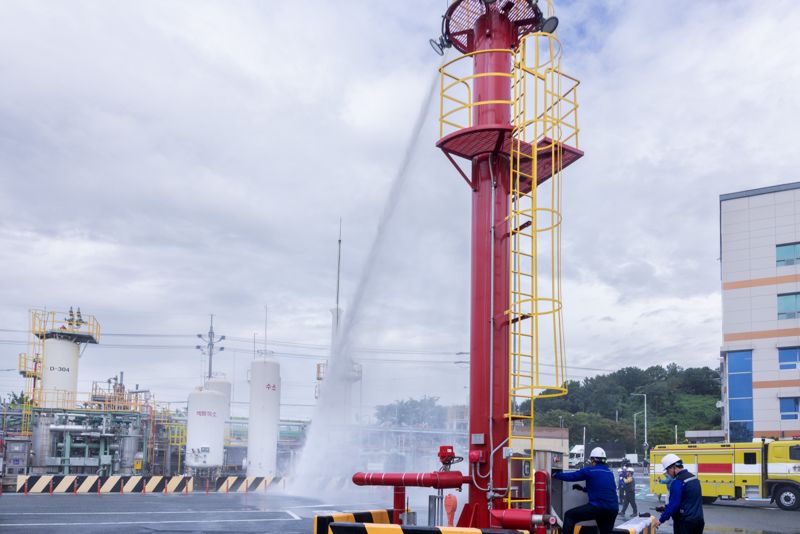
[701,496,716,505]
[775,485,800,511]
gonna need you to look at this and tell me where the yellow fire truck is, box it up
[650,440,800,510]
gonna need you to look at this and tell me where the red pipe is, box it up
[352,471,468,489]
[533,471,550,534]
[490,510,557,530]
[393,486,405,525]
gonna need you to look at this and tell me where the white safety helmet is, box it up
[589,447,606,459]
[661,453,682,472]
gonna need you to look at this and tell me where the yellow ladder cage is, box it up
[506,31,580,508]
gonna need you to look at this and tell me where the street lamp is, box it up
[633,410,643,442]
[632,393,648,455]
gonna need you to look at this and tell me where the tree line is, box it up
[375,364,721,454]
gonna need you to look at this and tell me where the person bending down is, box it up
[553,447,619,534]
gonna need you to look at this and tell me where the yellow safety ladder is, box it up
[506,28,580,509]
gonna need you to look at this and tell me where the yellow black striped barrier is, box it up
[326,524,526,534]
[15,474,287,494]
[214,475,275,492]
[16,475,192,494]
[314,510,392,534]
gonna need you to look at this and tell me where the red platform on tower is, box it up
[436,124,584,189]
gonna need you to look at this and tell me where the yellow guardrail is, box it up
[438,48,515,138]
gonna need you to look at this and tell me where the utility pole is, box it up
[196,314,225,380]
[632,393,648,455]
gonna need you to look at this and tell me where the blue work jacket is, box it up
[553,464,619,510]
[658,469,704,524]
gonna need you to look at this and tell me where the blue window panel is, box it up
[728,373,753,398]
[730,421,753,442]
[782,413,799,420]
[779,348,799,370]
[729,398,753,421]
[727,351,753,373]
[777,243,800,266]
[780,397,799,413]
[779,293,800,319]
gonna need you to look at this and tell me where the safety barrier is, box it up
[314,510,392,534]
[15,475,193,494]
[15,474,287,494]
[214,475,274,493]
[326,524,524,534]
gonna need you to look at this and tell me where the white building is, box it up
[720,182,800,441]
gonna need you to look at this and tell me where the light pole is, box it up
[632,393,648,455]
[633,410,643,443]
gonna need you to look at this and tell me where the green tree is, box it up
[6,391,30,407]
[375,396,447,428]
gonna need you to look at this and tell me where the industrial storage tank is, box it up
[185,388,226,470]
[40,338,80,408]
[247,359,280,477]
[205,379,232,441]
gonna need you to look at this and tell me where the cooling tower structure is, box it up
[247,358,280,478]
[185,387,226,472]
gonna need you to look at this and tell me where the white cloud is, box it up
[0,0,798,416]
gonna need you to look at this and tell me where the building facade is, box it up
[721,182,800,441]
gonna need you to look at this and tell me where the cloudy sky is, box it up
[1,0,799,420]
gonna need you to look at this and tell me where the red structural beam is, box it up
[352,471,468,489]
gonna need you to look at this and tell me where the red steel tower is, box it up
[354,1,582,529]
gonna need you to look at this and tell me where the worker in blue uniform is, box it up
[553,447,619,534]
[655,453,704,533]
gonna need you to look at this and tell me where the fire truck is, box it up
[650,440,800,510]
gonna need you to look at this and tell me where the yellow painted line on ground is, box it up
[55,475,77,493]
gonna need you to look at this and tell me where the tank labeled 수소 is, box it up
[185,388,226,469]
[247,359,280,478]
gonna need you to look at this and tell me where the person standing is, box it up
[617,464,626,506]
[553,447,619,534]
[655,453,704,533]
[620,463,638,517]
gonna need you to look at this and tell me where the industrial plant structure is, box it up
[0,308,286,491]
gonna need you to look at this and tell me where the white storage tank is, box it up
[185,388,226,469]
[247,359,280,477]
[205,379,232,441]
[40,338,80,408]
